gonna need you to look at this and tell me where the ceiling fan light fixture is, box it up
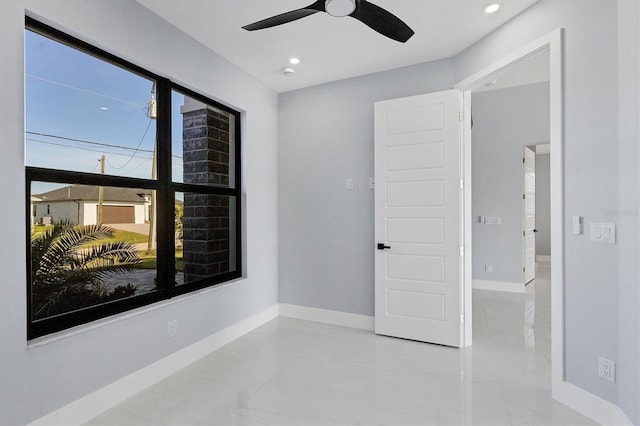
[325,0,356,17]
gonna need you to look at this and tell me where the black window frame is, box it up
[25,17,243,339]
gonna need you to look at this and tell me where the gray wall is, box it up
[471,83,550,284]
[0,1,279,424]
[616,0,640,422]
[455,0,621,406]
[278,60,455,316]
[280,0,636,414]
[535,153,551,256]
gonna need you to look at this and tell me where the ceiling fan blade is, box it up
[350,0,414,43]
[242,1,325,31]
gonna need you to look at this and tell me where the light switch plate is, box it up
[590,223,616,244]
[572,216,583,235]
[346,178,354,191]
[484,216,502,225]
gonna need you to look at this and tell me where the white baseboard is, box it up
[29,304,280,426]
[280,304,374,331]
[473,279,525,293]
[537,255,552,263]
[553,380,634,426]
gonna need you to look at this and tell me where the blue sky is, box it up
[26,30,186,194]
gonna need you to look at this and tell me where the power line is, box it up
[122,157,153,175]
[26,131,154,154]
[106,119,153,170]
[26,138,153,160]
[25,131,183,159]
[25,73,147,111]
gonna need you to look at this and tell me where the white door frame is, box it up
[523,146,536,284]
[454,28,564,390]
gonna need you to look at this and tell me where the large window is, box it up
[25,18,242,339]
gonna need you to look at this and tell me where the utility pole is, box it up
[147,82,157,251]
[147,145,157,251]
[97,154,105,226]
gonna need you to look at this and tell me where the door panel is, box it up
[374,90,462,347]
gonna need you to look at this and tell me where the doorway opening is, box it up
[455,29,564,394]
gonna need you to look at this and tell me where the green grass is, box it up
[136,249,183,272]
[32,224,184,272]
[106,229,149,245]
[33,225,149,245]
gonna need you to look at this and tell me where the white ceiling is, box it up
[136,0,539,93]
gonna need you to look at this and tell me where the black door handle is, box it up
[377,243,391,250]
[533,229,538,233]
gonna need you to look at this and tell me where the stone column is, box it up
[181,100,230,282]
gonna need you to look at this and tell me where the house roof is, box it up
[33,185,151,203]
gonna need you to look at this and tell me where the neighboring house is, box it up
[30,195,41,226]
[33,184,151,225]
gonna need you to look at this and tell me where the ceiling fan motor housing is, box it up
[325,0,356,17]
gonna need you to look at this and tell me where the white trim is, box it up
[548,26,565,394]
[279,304,374,331]
[462,90,473,346]
[537,255,552,263]
[454,31,556,91]
[455,27,568,419]
[473,280,525,293]
[536,143,551,155]
[28,304,280,426]
[553,381,634,426]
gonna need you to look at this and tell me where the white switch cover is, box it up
[590,223,616,244]
[572,216,583,235]
[484,216,502,225]
[346,178,354,191]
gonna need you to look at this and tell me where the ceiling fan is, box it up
[242,0,415,43]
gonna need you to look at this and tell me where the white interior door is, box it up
[374,90,462,347]
[523,146,536,283]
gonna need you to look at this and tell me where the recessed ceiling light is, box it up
[485,3,500,14]
[100,106,109,111]
[289,57,300,65]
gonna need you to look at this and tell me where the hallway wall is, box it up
[471,82,550,285]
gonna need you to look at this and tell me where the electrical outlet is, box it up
[598,357,616,382]
[485,264,493,273]
[168,320,178,338]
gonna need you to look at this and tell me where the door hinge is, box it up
[523,157,525,163]
[459,179,464,190]
[460,314,465,324]
[459,111,464,122]
[523,194,526,200]
[523,230,525,236]
[460,246,464,257]
[523,267,526,273]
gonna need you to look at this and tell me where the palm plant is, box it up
[31,223,141,319]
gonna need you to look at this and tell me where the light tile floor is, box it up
[86,263,596,425]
